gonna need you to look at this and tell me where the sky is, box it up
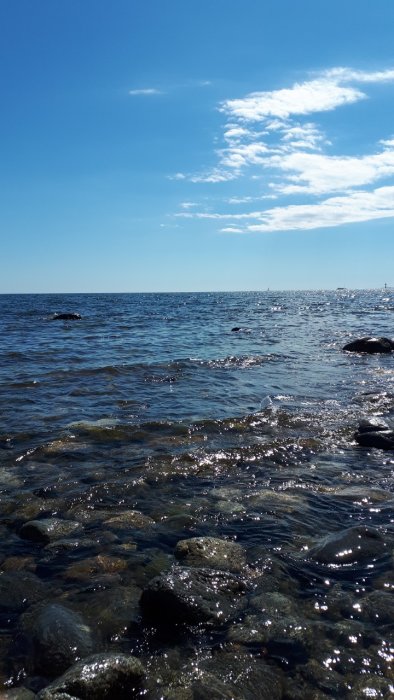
[1,0,394,292]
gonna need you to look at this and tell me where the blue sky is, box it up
[1,0,394,292]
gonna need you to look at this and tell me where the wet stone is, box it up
[19,519,81,545]
[347,676,393,699]
[174,536,246,572]
[0,689,37,699]
[140,566,248,627]
[309,525,387,564]
[37,652,145,700]
[343,336,393,353]
[103,510,155,529]
[357,417,390,433]
[63,555,128,582]
[17,603,94,677]
[354,429,394,450]
[0,571,47,616]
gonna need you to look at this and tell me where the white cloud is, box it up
[220,79,364,121]
[129,88,162,96]
[269,143,394,195]
[247,186,394,232]
[179,186,394,233]
[170,66,394,234]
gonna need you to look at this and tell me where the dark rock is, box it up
[174,536,246,572]
[354,429,394,449]
[231,327,241,332]
[51,313,81,321]
[343,336,393,353]
[140,566,248,626]
[37,653,144,700]
[357,417,390,433]
[0,572,47,616]
[19,519,81,545]
[196,648,283,700]
[310,525,386,564]
[17,603,94,677]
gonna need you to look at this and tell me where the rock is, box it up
[174,536,246,572]
[17,603,94,677]
[354,429,394,449]
[0,572,47,616]
[231,327,241,332]
[19,519,81,545]
[37,652,145,699]
[103,510,155,529]
[51,313,81,321]
[63,555,127,582]
[310,525,386,564]
[347,676,393,700]
[356,417,390,433]
[140,566,248,627]
[343,336,393,353]
[0,689,36,699]
[197,648,283,700]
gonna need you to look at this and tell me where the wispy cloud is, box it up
[129,88,163,96]
[178,186,394,232]
[170,66,394,233]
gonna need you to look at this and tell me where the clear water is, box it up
[0,291,393,697]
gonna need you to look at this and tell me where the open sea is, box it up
[0,290,393,698]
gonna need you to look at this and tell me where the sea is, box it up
[0,290,393,698]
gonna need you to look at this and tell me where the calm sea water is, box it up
[0,291,393,697]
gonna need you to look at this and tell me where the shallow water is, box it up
[0,291,393,697]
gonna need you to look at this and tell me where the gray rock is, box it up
[343,336,393,353]
[197,648,283,700]
[0,571,47,615]
[310,525,386,564]
[174,536,246,572]
[19,519,81,545]
[354,429,394,449]
[140,566,248,626]
[18,603,94,676]
[37,653,145,700]
[0,689,36,699]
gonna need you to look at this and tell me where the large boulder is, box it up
[37,653,145,700]
[174,536,246,572]
[343,337,393,353]
[140,566,248,627]
[309,525,386,564]
[17,603,94,677]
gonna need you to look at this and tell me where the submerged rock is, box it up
[343,336,393,353]
[310,525,386,564]
[0,571,47,616]
[51,313,82,321]
[174,536,246,572]
[0,689,36,699]
[19,518,81,545]
[17,603,94,677]
[37,652,145,699]
[140,566,248,626]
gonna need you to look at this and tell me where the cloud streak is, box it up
[171,65,394,234]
